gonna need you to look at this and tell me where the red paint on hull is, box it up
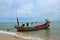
[34,24,46,28]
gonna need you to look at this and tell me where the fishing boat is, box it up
[14,14,50,32]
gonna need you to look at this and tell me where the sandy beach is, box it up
[0,35,25,40]
[0,30,43,40]
[0,30,29,40]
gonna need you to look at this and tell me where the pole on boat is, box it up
[7,12,19,31]
[16,11,19,26]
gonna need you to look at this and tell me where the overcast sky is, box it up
[0,0,60,22]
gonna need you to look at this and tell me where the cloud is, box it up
[16,0,33,18]
[30,0,60,21]
[0,0,14,5]
[0,0,60,22]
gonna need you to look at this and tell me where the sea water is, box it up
[0,22,60,40]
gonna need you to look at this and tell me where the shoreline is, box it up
[0,30,25,40]
[0,34,25,40]
[0,30,30,40]
[0,30,43,40]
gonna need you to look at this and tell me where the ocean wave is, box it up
[0,30,44,40]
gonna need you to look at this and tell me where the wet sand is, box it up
[0,30,29,40]
[0,34,26,40]
[0,30,43,40]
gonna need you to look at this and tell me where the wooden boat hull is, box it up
[15,23,50,32]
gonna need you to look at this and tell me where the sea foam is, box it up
[0,30,44,40]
